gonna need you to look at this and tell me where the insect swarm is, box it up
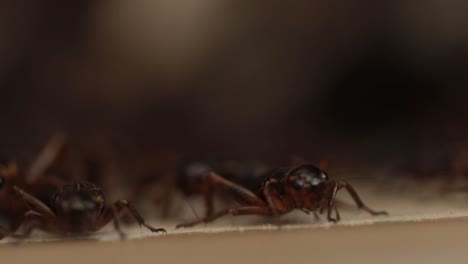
[176,164,388,228]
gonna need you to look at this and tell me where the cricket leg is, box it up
[326,182,340,223]
[26,133,68,183]
[338,181,388,216]
[262,181,290,225]
[95,200,166,234]
[177,172,269,228]
[12,186,57,221]
[110,206,126,238]
[176,206,271,228]
[207,172,266,207]
[10,211,43,239]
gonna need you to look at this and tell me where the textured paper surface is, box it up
[0,181,468,264]
[2,180,468,264]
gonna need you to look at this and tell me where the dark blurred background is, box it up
[1,1,467,177]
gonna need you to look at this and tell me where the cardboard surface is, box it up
[2,218,468,264]
[1,180,468,263]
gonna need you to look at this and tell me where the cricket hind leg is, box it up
[176,206,272,228]
[207,172,266,207]
[176,172,272,228]
[338,181,388,216]
[176,172,271,228]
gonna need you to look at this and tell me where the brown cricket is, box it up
[176,164,388,228]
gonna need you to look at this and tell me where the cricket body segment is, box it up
[177,164,388,228]
[53,182,106,233]
[0,133,166,240]
[9,182,166,238]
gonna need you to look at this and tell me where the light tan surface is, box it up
[1,218,468,264]
[2,180,468,263]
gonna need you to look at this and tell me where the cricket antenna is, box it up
[182,197,200,220]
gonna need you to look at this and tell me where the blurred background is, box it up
[1,0,467,180]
